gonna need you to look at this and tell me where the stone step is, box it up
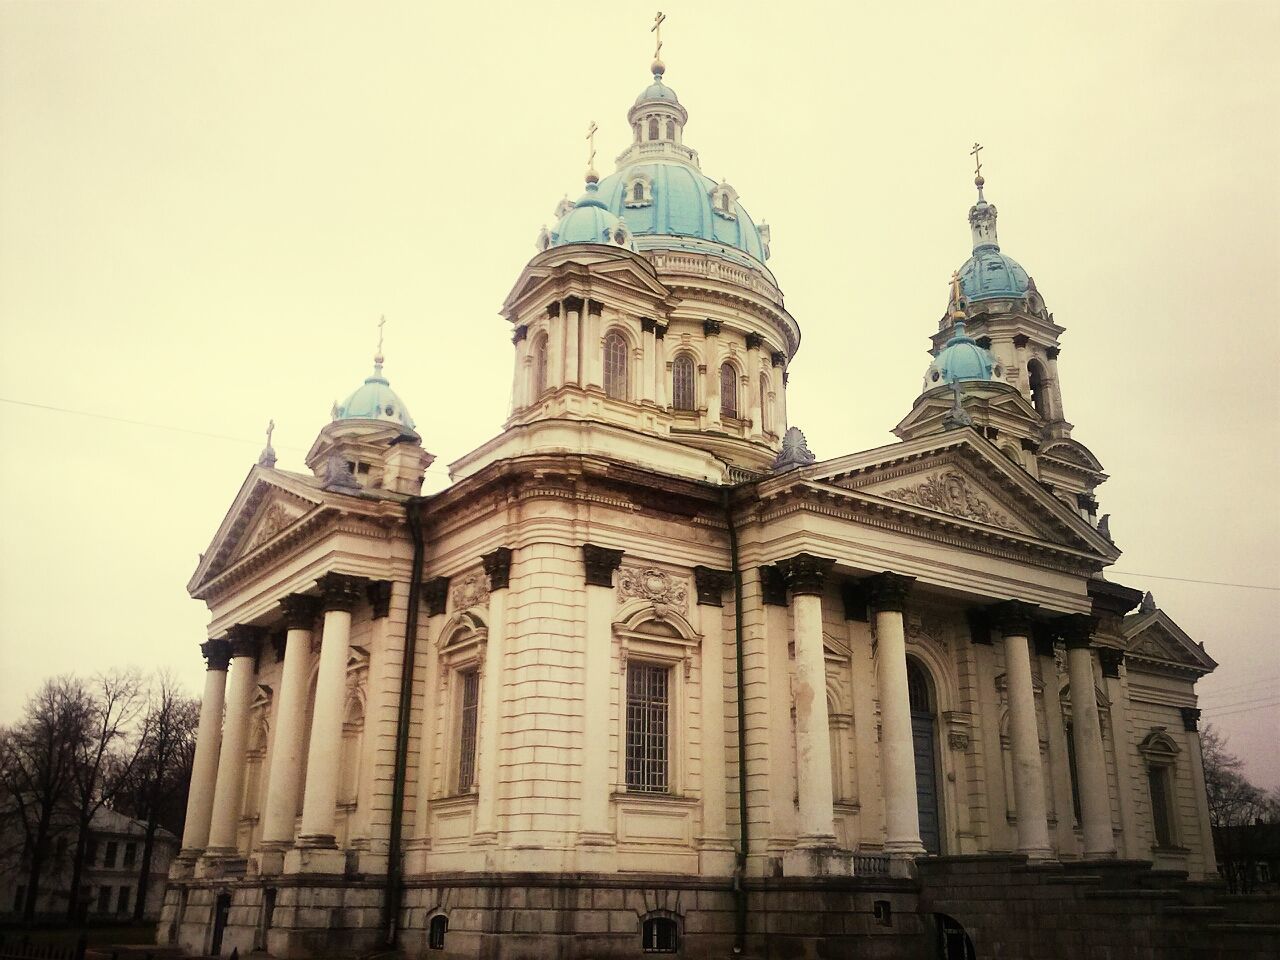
[1160,904,1226,918]
[1082,888,1181,900]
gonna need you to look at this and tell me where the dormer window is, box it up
[710,183,739,220]
[626,175,653,208]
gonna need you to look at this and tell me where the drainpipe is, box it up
[723,489,749,955]
[383,496,426,947]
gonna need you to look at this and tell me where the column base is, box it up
[284,834,344,875]
[1019,845,1056,863]
[782,843,852,877]
[698,837,736,875]
[576,830,616,848]
[168,851,199,879]
[256,842,291,876]
[195,849,247,879]
[883,838,927,857]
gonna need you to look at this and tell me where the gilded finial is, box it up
[651,11,666,75]
[585,121,599,183]
[949,271,966,317]
[970,142,985,199]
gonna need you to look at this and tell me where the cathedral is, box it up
[162,29,1256,960]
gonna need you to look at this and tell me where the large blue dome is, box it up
[594,163,768,266]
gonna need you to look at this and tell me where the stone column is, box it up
[992,600,1052,860]
[203,627,263,863]
[178,639,231,860]
[511,324,529,411]
[640,318,657,404]
[1013,333,1031,395]
[257,595,319,874]
[288,572,365,874]
[1045,346,1065,420]
[474,548,512,842]
[580,544,624,854]
[771,352,789,433]
[654,323,668,408]
[705,320,723,425]
[777,553,837,847]
[564,297,582,388]
[1180,707,1218,878]
[745,333,764,438]
[694,567,733,871]
[546,302,563,391]
[868,573,926,858]
[1099,648,1139,857]
[1059,614,1116,859]
[586,300,604,390]
[406,576,450,875]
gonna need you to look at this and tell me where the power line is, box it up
[1202,700,1280,721]
[1200,693,1280,711]
[1198,675,1280,699]
[1108,570,1280,593]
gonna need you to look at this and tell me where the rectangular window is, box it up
[1148,766,1173,847]
[116,886,130,913]
[626,663,670,793]
[104,841,118,869]
[123,842,137,868]
[97,887,110,913]
[457,670,480,794]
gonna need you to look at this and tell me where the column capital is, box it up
[703,318,722,337]
[1054,613,1097,649]
[587,299,604,316]
[866,572,916,614]
[201,638,232,671]
[546,301,561,318]
[421,576,450,617]
[582,544,624,587]
[654,323,668,340]
[693,566,731,607]
[759,565,788,606]
[226,624,265,659]
[511,324,528,345]
[744,332,764,351]
[318,572,367,613]
[988,600,1039,637]
[1180,707,1201,732]
[1098,646,1125,678]
[564,295,584,313]
[1046,346,1061,361]
[279,594,321,632]
[640,316,657,334]
[770,351,785,368]
[777,553,834,597]
[366,580,394,619]
[482,547,514,591]
[1013,334,1030,348]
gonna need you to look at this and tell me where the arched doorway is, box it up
[908,658,942,854]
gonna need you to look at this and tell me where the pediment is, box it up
[1040,439,1105,474]
[502,250,670,317]
[805,430,1118,560]
[188,467,326,596]
[1123,610,1216,674]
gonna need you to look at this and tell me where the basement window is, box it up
[642,916,678,953]
[428,914,447,950]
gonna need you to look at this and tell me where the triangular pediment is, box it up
[1123,610,1217,675]
[502,249,670,318]
[801,430,1119,560]
[188,466,327,596]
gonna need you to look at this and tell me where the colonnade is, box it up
[179,572,383,877]
[774,554,1117,867]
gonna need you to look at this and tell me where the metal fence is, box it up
[0,933,87,960]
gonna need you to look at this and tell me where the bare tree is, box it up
[1202,724,1278,892]
[0,677,91,920]
[116,673,199,920]
[64,670,146,920]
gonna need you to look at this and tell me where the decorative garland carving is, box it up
[617,566,688,615]
[883,470,1015,530]
[248,502,295,551]
[450,570,490,611]
[948,731,970,752]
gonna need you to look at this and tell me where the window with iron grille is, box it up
[626,663,670,793]
[719,363,738,418]
[457,670,480,794]
[604,332,628,400]
[642,915,678,953]
[671,354,695,410]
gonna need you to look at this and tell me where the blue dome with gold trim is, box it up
[333,357,416,433]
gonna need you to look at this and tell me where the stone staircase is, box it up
[917,855,1280,959]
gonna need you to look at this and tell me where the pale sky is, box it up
[1,1,1277,787]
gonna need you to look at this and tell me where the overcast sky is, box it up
[1,1,1277,788]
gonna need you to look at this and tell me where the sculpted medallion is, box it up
[617,566,688,615]
[450,570,490,611]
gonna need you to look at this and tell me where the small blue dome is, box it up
[549,181,636,250]
[334,361,416,432]
[636,76,679,104]
[925,320,996,388]
[595,163,767,266]
[958,246,1031,302]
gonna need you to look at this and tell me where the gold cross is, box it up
[377,315,385,355]
[586,121,598,171]
[652,11,666,60]
[970,142,983,178]
[266,419,274,445]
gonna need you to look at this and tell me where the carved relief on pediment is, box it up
[1129,625,1194,665]
[244,500,304,554]
[882,470,1016,530]
[617,566,688,616]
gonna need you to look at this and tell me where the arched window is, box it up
[1138,729,1181,849]
[759,374,770,432]
[1028,359,1048,417]
[719,363,738,418]
[671,354,695,410]
[428,914,448,950]
[907,659,931,713]
[632,181,644,202]
[720,193,731,213]
[533,333,548,397]
[665,120,675,139]
[641,915,678,953]
[648,117,659,140]
[604,332,628,400]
